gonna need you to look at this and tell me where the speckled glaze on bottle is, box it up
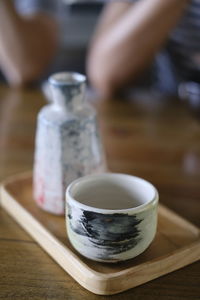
[33,72,106,215]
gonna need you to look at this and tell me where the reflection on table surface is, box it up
[0,84,199,299]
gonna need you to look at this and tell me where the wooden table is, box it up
[0,84,199,299]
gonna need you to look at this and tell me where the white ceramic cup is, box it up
[66,173,159,263]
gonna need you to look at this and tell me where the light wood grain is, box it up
[0,84,200,299]
[1,173,200,295]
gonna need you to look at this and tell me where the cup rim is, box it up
[66,173,159,214]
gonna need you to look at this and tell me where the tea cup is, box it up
[66,173,158,262]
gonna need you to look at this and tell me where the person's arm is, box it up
[0,0,58,87]
[87,0,190,98]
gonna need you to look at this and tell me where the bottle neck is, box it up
[49,72,86,112]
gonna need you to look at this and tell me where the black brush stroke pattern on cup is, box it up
[68,206,143,258]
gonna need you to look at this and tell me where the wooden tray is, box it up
[0,173,200,295]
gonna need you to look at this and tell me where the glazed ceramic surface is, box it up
[33,72,106,215]
[66,173,159,262]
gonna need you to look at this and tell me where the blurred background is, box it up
[0,0,104,86]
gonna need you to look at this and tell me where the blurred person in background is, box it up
[0,0,103,87]
[87,0,200,99]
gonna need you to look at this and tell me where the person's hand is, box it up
[0,0,58,86]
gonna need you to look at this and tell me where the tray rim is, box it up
[0,172,200,295]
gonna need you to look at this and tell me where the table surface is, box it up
[0,84,199,300]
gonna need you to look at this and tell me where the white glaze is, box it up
[66,173,159,262]
[33,72,106,215]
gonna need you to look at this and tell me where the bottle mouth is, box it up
[49,72,86,86]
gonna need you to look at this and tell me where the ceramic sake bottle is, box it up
[33,72,106,215]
